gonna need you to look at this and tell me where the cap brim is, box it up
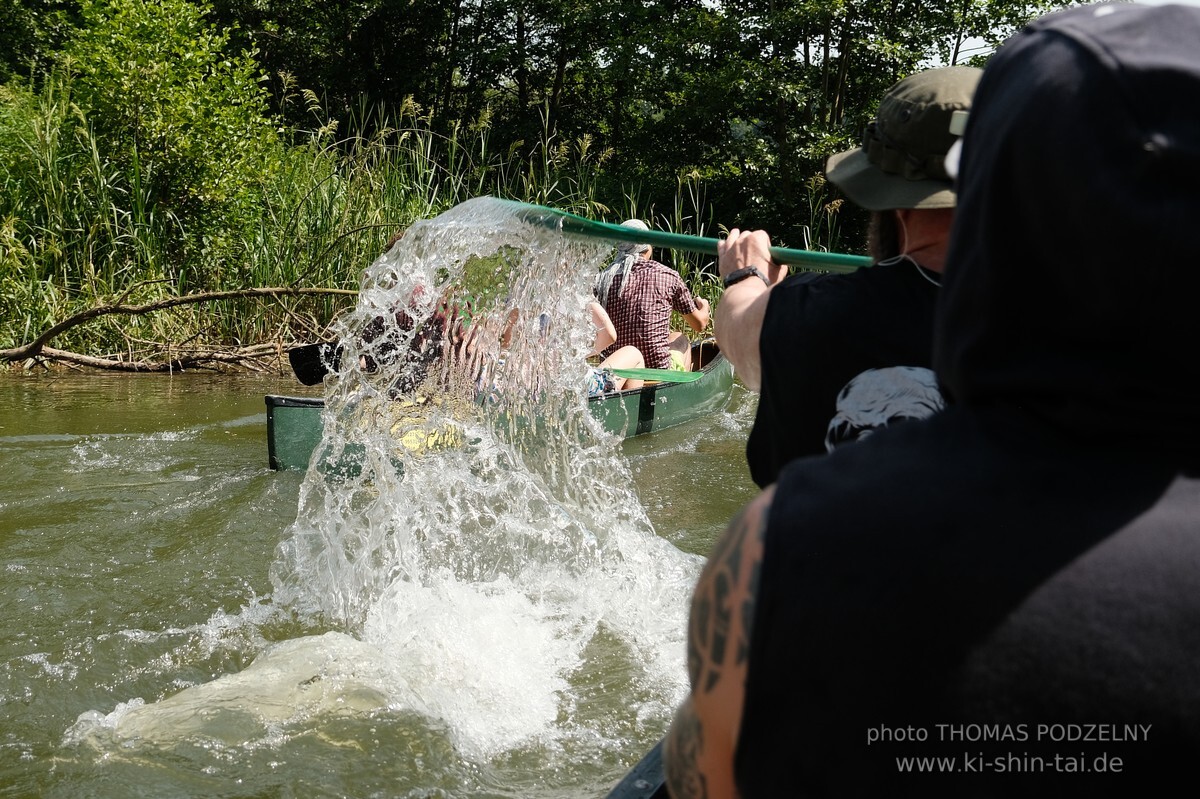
[825,148,957,211]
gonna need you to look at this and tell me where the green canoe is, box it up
[266,339,734,471]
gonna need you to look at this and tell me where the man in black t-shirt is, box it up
[716,66,979,487]
[666,5,1200,796]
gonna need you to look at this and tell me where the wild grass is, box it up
[1,78,846,362]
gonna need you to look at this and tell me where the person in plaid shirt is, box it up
[595,219,711,372]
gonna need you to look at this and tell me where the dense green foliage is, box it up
[1,0,1078,360]
[197,0,1080,235]
[64,0,279,275]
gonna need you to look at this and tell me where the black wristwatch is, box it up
[722,265,769,289]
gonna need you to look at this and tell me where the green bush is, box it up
[63,0,283,290]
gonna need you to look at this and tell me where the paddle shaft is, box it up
[502,199,872,274]
[291,198,863,385]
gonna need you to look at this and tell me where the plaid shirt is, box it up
[599,258,698,369]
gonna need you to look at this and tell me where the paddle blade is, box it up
[288,343,341,386]
[608,366,703,383]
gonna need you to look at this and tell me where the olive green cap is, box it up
[826,66,982,210]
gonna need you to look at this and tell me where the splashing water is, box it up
[253,197,704,760]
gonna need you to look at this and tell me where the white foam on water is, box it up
[64,632,399,749]
[68,428,199,473]
[362,574,578,759]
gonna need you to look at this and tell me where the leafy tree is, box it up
[62,0,283,288]
[207,0,459,132]
[5,0,1083,269]
[0,0,83,83]
[607,0,1081,246]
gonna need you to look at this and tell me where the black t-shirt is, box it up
[735,406,1200,797]
[732,6,1200,795]
[747,258,939,487]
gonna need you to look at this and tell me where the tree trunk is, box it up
[950,0,974,65]
[829,11,855,127]
[516,6,530,112]
[769,0,794,205]
[820,15,832,124]
[550,25,568,129]
[437,0,465,119]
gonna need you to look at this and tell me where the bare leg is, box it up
[668,331,693,371]
[600,345,645,390]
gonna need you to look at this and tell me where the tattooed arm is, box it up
[664,486,772,799]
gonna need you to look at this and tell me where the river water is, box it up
[0,373,758,798]
[0,205,762,799]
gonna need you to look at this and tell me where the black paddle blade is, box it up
[288,343,342,386]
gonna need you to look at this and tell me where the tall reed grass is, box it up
[1,77,845,363]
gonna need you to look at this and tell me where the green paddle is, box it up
[608,366,702,384]
[496,198,872,273]
[289,198,868,385]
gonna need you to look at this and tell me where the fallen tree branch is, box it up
[0,286,356,365]
[27,344,293,374]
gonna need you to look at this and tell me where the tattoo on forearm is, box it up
[687,500,766,695]
[705,570,731,693]
[688,593,707,687]
[665,705,708,799]
[739,558,760,665]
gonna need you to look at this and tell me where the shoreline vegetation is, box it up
[1,0,1070,376]
[0,63,732,376]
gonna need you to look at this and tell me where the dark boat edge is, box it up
[603,737,668,799]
